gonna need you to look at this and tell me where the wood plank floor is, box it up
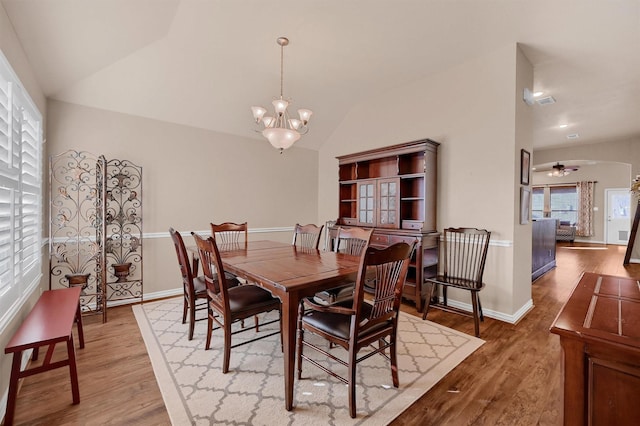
[8,242,640,425]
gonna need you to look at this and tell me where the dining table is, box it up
[191,239,362,411]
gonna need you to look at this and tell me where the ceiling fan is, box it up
[547,162,580,177]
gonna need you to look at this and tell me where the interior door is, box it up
[606,188,631,245]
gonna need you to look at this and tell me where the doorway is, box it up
[606,188,631,245]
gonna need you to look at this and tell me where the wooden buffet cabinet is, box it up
[532,218,557,281]
[333,139,439,311]
[550,272,640,425]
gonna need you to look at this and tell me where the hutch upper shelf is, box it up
[337,139,439,232]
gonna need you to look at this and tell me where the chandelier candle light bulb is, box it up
[251,37,312,153]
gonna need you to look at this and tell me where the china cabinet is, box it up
[334,139,439,311]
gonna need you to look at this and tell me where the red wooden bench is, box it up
[3,287,85,426]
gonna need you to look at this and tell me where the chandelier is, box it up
[251,37,312,153]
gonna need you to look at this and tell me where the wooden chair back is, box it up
[169,227,196,300]
[193,233,230,310]
[292,223,324,249]
[210,222,248,248]
[333,226,373,255]
[440,227,491,288]
[352,242,415,331]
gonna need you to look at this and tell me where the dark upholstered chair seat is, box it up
[301,302,390,340]
[225,285,279,313]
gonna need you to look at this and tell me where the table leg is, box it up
[5,350,22,426]
[66,333,80,404]
[282,293,300,411]
[560,337,586,426]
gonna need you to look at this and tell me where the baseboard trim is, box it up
[431,297,534,325]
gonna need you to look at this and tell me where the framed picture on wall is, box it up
[520,187,531,224]
[520,149,531,185]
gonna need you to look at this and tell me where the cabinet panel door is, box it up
[377,178,399,228]
[357,181,376,226]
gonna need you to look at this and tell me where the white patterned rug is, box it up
[133,297,483,425]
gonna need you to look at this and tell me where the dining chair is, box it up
[211,221,261,329]
[292,223,324,249]
[296,241,415,418]
[313,226,373,306]
[169,227,210,340]
[422,227,491,337]
[192,233,281,373]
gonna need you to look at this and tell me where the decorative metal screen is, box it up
[103,157,143,304]
[49,150,142,322]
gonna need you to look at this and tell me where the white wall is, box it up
[318,43,534,321]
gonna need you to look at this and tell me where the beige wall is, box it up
[318,43,534,321]
[533,137,640,259]
[46,99,320,295]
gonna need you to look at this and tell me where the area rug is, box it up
[133,297,483,425]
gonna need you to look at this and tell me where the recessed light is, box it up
[533,91,544,97]
[566,133,579,140]
[559,124,568,128]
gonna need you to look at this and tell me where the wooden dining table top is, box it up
[219,241,361,292]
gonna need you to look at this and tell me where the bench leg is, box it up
[66,333,80,404]
[75,302,85,349]
[5,351,23,426]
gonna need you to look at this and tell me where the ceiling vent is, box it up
[566,133,580,140]
[536,96,556,106]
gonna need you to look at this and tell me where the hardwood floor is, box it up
[8,243,640,425]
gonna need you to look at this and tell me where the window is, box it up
[531,185,578,224]
[531,187,544,219]
[550,186,578,224]
[0,51,43,329]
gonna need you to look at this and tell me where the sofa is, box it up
[556,221,576,242]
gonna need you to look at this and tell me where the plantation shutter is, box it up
[0,51,42,325]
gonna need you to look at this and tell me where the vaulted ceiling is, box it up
[3,0,639,151]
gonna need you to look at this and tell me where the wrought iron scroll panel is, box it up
[49,150,143,322]
[103,157,143,306]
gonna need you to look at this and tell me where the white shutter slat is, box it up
[0,50,42,326]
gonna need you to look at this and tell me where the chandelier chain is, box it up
[280,42,284,98]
